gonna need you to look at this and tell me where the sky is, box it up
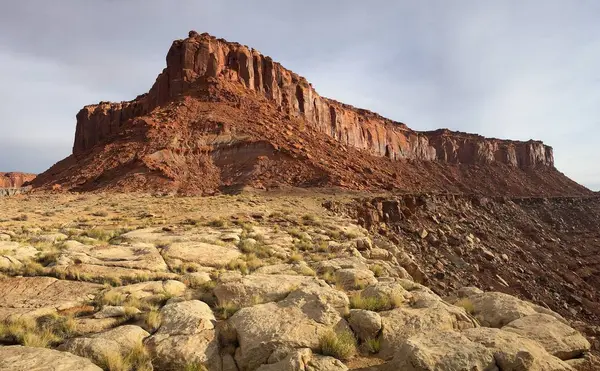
[0,1,598,190]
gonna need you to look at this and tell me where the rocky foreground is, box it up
[0,191,598,370]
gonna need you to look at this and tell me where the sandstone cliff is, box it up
[0,172,36,188]
[73,32,553,169]
[33,31,588,196]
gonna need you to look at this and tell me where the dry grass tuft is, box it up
[144,309,162,332]
[455,298,475,314]
[319,330,357,360]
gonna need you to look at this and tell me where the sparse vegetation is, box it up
[365,337,381,354]
[298,265,316,276]
[369,264,385,278]
[319,330,357,360]
[83,228,114,241]
[287,228,304,240]
[98,349,128,371]
[205,218,228,228]
[184,362,208,371]
[97,291,126,307]
[0,314,76,348]
[288,252,302,263]
[124,341,152,371]
[216,301,240,319]
[321,269,335,284]
[301,214,321,226]
[144,309,161,332]
[349,291,404,311]
[455,298,475,314]
[295,239,313,251]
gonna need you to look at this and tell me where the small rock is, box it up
[220,233,240,243]
[355,237,372,251]
[481,247,496,261]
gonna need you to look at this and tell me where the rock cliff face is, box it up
[33,31,588,196]
[0,172,36,188]
[73,32,552,170]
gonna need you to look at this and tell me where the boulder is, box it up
[384,331,497,371]
[379,301,476,359]
[59,325,149,365]
[348,309,382,341]
[503,313,591,360]
[0,346,102,371]
[146,300,221,371]
[214,274,325,307]
[360,281,410,305]
[230,286,350,370]
[334,268,377,290]
[462,292,566,328]
[256,348,347,371]
[463,327,574,370]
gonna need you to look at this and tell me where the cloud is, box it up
[0,1,598,190]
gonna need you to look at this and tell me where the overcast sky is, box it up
[0,1,598,190]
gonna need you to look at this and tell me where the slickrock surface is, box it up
[0,192,597,370]
[31,31,590,196]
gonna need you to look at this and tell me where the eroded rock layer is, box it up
[73,32,553,169]
[33,31,588,196]
[0,172,36,188]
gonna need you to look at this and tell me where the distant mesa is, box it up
[1,172,36,188]
[30,31,590,196]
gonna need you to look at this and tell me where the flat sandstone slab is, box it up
[0,276,102,320]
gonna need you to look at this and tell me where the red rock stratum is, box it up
[32,31,590,196]
[0,172,36,188]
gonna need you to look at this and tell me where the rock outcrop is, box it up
[0,193,598,370]
[31,31,590,196]
[73,32,553,169]
[0,172,35,188]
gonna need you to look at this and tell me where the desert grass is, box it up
[350,291,404,312]
[364,337,381,354]
[455,298,475,314]
[216,301,240,320]
[319,330,357,360]
[0,313,76,348]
